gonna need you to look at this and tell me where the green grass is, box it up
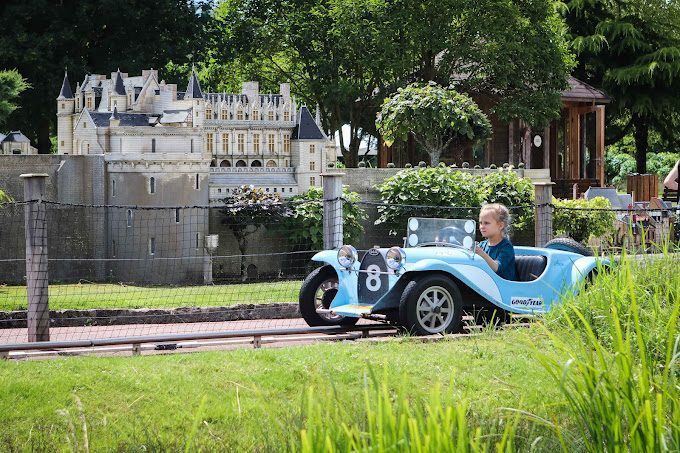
[1,253,678,451]
[0,330,564,451]
[0,280,301,311]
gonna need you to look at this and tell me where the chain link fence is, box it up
[0,176,677,349]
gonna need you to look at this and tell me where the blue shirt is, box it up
[479,238,517,281]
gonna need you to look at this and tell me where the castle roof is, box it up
[90,112,152,127]
[291,106,325,140]
[112,69,126,96]
[110,106,120,120]
[2,131,31,143]
[57,72,74,99]
[185,68,203,99]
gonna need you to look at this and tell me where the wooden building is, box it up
[378,77,610,198]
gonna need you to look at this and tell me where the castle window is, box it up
[309,144,316,154]
[149,238,156,256]
[86,143,90,153]
[127,209,133,227]
[205,105,213,120]
[60,141,64,147]
[175,208,180,223]
[86,97,92,109]
[113,100,117,107]
[151,138,156,153]
[283,111,290,121]
[83,122,86,129]
[289,188,293,193]
[251,160,262,167]
[190,139,194,153]
[195,233,200,250]
[237,108,244,121]
[149,177,156,194]
[283,135,290,153]
[309,161,316,171]
[206,133,214,153]
[285,159,288,166]
[310,177,316,187]
[273,187,277,192]
[61,103,65,109]
[221,108,228,120]
[268,111,274,121]
[237,134,245,153]
[252,109,259,120]
[112,179,116,197]
[221,133,229,153]
[268,134,275,153]
[195,174,200,190]
[253,134,260,154]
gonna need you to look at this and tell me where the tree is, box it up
[221,185,292,280]
[0,0,213,153]
[286,186,365,250]
[377,83,491,166]
[0,69,29,128]
[565,0,680,173]
[218,0,573,166]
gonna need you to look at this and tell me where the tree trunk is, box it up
[38,117,51,154]
[428,150,441,166]
[633,113,648,174]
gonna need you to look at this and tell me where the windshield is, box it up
[406,217,476,250]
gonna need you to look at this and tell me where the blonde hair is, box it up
[480,203,512,236]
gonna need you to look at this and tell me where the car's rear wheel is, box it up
[399,274,463,335]
[544,237,593,256]
[299,265,359,327]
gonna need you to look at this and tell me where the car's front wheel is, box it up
[299,265,359,327]
[399,274,463,335]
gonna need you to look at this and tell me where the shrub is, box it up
[375,167,483,233]
[605,150,680,186]
[480,171,534,231]
[552,197,616,244]
[287,186,365,250]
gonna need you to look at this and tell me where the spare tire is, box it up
[543,237,593,256]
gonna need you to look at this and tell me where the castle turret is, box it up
[109,106,121,127]
[110,69,128,112]
[56,71,75,154]
[186,67,205,127]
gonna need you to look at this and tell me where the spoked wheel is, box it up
[399,275,463,335]
[299,265,359,327]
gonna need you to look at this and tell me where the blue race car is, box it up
[299,217,607,335]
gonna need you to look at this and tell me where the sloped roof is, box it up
[2,131,31,143]
[185,69,203,99]
[291,106,325,140]
[90,112,152,127]
[57,72,74,99]
[561,76,611,104]
[112,69,126,96]
[160,109,191,124]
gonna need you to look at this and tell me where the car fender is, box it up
[570,256,609,287]
[405,259,503,305]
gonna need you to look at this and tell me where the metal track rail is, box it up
[0,324,397,358]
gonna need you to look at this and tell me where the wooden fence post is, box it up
[322,173,345,249]
[534,182,554,247]
[20,173,50,342]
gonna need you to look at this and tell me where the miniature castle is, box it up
[56,68,334,204]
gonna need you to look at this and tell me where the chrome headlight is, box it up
[386,247,406,270]
[337,245,358,268]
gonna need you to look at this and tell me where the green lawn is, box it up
[0,280,301,311]
[0,329,566,451]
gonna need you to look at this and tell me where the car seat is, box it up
[515,256,547,282]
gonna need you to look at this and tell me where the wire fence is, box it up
[0,192,678,347]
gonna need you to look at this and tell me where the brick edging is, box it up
[0,303,300,328]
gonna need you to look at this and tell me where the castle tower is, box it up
[185,67,205,127]
[110,69,128,112]
[56,71,75,155]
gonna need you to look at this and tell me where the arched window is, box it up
[266,160,277,168]
[220,160,231,167]
[210,159,217,167]
[149,177,156,194]
[236,160,247,167]
[251,160,262,167]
